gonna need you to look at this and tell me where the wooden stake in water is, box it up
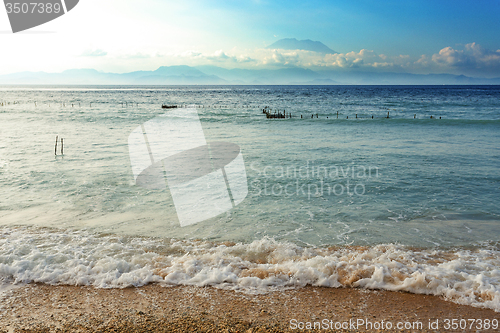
[61,138,64,155]
[55,136,58,156]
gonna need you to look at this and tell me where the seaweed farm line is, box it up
[1,100,441,120]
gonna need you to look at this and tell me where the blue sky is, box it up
[1,0,499,76]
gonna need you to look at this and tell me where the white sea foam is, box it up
[0,226,499,311]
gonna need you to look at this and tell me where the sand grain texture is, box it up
[0,284,498,332]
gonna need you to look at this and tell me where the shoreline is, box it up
[0,283,498,332]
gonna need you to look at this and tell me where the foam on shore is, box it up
[0,226,498,311]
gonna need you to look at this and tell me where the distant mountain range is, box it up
[0,65,499,85]
[266,38,336,54]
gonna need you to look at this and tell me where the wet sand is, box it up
[0,284,498,332]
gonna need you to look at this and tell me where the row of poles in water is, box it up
[1,101,130,108]
[1,101,261,108]
[1,101,442,119]
[262,107,441,119]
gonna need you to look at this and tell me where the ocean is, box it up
[0,85,499,311]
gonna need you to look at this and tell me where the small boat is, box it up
[162,105,178,109]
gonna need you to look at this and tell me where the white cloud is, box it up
[431,43,500,72]
[323,49,379,68]
[241,48,412,70]
[206,50,234,62]
[81,49,107,57]
[117,52,153,59]
[172,50,255,64]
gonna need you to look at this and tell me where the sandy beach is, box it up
[0,284,498,332]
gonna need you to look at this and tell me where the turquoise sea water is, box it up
[0,85,499,310]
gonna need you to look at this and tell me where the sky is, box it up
[1,0,499,77]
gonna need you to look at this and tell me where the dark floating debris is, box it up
[162,105,178,109]
[262,106,291,119]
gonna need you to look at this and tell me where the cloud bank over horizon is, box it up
[71,41,500,79]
